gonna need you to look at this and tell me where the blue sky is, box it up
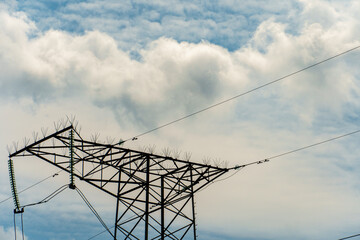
[1,0,360,239]
[13,0,302,52]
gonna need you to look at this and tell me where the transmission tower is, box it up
[8,125,229,239]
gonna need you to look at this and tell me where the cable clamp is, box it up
[257,159,270,164]
[14,208,24,214]
[234,165,244,170]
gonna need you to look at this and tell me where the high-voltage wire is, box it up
[13,211,25,240]
[339,233,360,240]
[87,226,115,240]
[198,127,360,186]
[230,128,360,170]
[21,184,68,208]
[13,212,17,240]
[0,171,61,206]
[122,44,360,143]
[21,212,24,240]
[75,187,114,238]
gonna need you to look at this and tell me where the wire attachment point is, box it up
[14,207,24,214]
[234,165,244,170]
[257,159,270,164]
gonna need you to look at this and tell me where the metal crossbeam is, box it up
[9,125,229,239]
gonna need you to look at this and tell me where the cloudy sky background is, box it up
[1,0,360,239]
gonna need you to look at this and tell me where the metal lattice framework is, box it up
[9,125,229,239]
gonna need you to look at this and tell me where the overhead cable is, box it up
[231,128,360,170]
[21,212,24,240]
[0,170,63,204]
[339,233,360,240]
[87,228,112,240]
[0,171,61,206]
[123,44,360,142]
[13,212,17,240]
[87,209,150,240]
[21,184,68,208]
[75,187,114,238]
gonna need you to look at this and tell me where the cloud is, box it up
[2,0,359,129]
[0,226,28,240]
[0,9,246,128]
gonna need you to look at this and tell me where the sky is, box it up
[1,0,360,239]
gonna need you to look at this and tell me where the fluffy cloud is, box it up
[0,226,27,240]
[0,10,246,128]
[1,0,359,129]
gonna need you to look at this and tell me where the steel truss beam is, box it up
[9,125,229,239]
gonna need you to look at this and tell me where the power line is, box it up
[202,128,360,187]
[87,227,114,240]
[231,128,360,170]
[87,209,151,239]
[0,171,62,206]
[197,168,244,193]
[339,233,360,240]
[21,212,24,240]
[13,212,17,240]
[75,187,114,238]
[123,44,360,142]
[21,184,68,208]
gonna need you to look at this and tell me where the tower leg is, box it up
[114,169,121,240]
[191,193,197,240]
[145,156,150,240]
[161,176,165,240]
[190,166,197,240]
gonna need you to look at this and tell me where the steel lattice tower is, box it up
[9,125,229,239]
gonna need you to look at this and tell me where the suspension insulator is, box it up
[69,129,75,189]
[8,158,21,211]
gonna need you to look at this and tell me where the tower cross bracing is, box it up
[9,125,228,240]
